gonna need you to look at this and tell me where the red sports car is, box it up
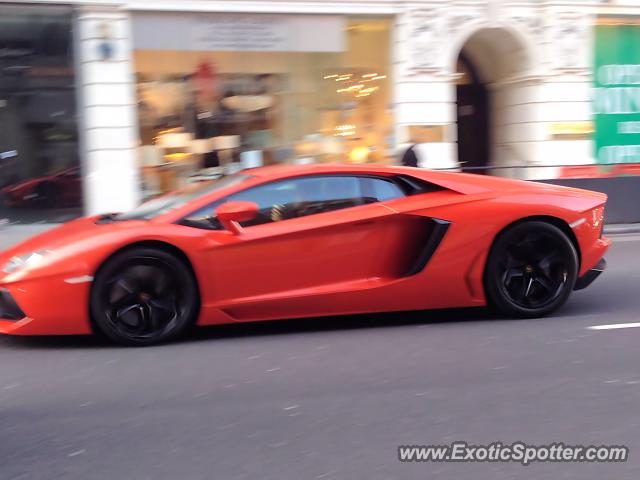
[0,164,610,346]
[1,166,82,208]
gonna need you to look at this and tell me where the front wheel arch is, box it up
[89,241,201,335]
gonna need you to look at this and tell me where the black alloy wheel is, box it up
[484,221,578,318]
[91,248,198,346]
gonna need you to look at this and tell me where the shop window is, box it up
[133,14,394,199]
[0,5,81,224]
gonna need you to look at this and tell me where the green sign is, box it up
[593,24,640,164]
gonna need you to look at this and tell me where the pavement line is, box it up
[609,234,640,242]
[588,322,640,331]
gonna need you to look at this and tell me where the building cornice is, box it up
[5,0,401,15]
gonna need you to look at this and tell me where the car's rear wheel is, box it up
[484,221,578,318]
[91,248,198,346]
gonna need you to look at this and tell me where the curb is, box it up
[603,224,640,235]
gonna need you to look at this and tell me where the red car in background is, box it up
[0,164,610,346]
[1,166,82,209]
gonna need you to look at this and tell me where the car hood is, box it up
[1,216,146,261]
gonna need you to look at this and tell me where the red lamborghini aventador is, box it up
[0,164,610,345]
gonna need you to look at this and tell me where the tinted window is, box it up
[181,175,406,230]
[361,177,405,202]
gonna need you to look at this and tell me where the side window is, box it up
[180,180,300,228]
[286,176,363,219]
[224,179,304,226]
[361,177,405,202]
[180,175,404,230]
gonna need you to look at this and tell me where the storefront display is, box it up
[133,13,393,197]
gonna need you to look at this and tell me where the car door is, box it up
[193,175,403,317]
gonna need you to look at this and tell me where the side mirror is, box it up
[214,201,259,235]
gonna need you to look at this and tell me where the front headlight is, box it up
[2,250,51,274]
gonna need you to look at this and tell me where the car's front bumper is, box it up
[0,274,93,336]
[574,257,606,291]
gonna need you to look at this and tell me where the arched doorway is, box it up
[455,27,533,175]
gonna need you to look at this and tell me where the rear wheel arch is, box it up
[490,215,581,268]
[483,218,579,317]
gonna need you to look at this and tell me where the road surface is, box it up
[1,232,640,479]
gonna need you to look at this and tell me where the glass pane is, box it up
[235,175,363,223]
[132,14,393,199]
[364,178,404,202]
[0,5,81,224]
[183,175,369,229]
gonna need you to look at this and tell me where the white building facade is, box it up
[1,0,639,220]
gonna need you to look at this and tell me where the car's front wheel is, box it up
[91,247,199,346]
[484,221,578,318]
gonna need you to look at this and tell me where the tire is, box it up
[90,247,199,346]
[36,182,60,208]
[484,221,578,318]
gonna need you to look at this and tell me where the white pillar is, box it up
[392,7,458,169]
[75,7,140,216]
[531,3,595,179]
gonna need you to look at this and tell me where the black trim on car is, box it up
[0,288,26,321]
[574,258,606,290]
[404,218,451,276]
[395,175,445,195]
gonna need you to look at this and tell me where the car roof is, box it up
[244,163,415,180]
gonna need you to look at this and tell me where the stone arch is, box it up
[450,23,543,176]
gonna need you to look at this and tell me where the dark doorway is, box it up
[456,53,489,174]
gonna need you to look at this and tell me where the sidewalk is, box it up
[0,224,58,251]
[2,222,639,252]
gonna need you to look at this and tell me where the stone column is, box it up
[392,3,458,169]
[74,6,140,215]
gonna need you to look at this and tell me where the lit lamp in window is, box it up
[321,135,345,163]
[349,145,370,164]
[294,135,322,164]
[189,139,211,171]
[157,131,194,160]
[138,145,164,198]
[221,95,274,113]
[156,131,194,189]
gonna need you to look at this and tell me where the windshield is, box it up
[114,173,253,221]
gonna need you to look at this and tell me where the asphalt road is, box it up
[1,233,640,480]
